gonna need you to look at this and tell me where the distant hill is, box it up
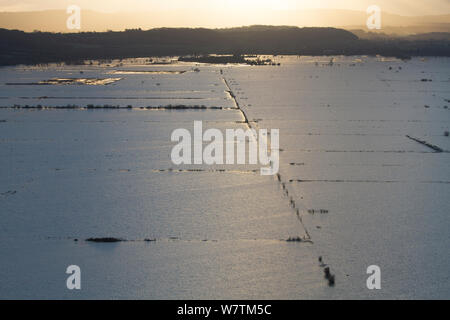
[351,29,450,41]
[0,26,449,66]
[0,9,449,34]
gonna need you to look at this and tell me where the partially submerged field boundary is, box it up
[0,104,232,110]
[406,135,446,153]
[223,78,250,124]
[43,237,314,244]
[224,75,313,242]
[289,179,450,184]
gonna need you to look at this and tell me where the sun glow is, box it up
[0,0,448,16]
[221,0,294,11]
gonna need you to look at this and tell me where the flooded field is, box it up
[0,56,449,299]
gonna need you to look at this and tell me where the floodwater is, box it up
[0,56,449,299]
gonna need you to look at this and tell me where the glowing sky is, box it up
[0,0,449,16]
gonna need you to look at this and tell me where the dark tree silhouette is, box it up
[0,26,449,66]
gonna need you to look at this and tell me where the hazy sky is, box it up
[1,0,449,16]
